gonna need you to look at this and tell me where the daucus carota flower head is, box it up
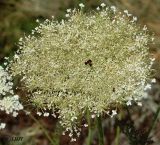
[10,4,153,136]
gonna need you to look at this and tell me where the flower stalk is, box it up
[87,110,92,145]
[143,106,160,145]
[115,124,120,145]
[97,116,104,145]
[29,113,55,145]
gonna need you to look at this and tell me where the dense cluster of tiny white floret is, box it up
[10,3,154,137]
[0,66,13,95]
[0,66,23,129]
[0,95,23,116]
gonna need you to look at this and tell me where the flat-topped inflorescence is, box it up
[10,3,154,138]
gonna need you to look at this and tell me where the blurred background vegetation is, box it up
[0,0,160,145]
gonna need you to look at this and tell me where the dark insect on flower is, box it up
[112,87,115,92]
[85,59,92,67]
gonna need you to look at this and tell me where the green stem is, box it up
[115,113,121,145]
[29,114,55,145]
[87,110,92,145]
[97,116,104,145]
[115,126,120,145]
[144,106,160,145]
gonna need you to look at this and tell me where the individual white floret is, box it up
[101,3,106,7]
[84,124,88,127]
[79,3,85,8]
[137,102,142,106]
[151,78,156,83]
[126,100,132,106]
[110,110,117,118]
[65,14,70,18]
[96,6,100,11]
[37,111,42,116]
[0,123,6,129]
[43,112,49,117]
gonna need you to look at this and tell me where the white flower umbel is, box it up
[0,95,23,115]
[37,111,42,116]
[43,112,49,117]
[0,66,13,95]
[10,4,153,136]
[0,66,23,128]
